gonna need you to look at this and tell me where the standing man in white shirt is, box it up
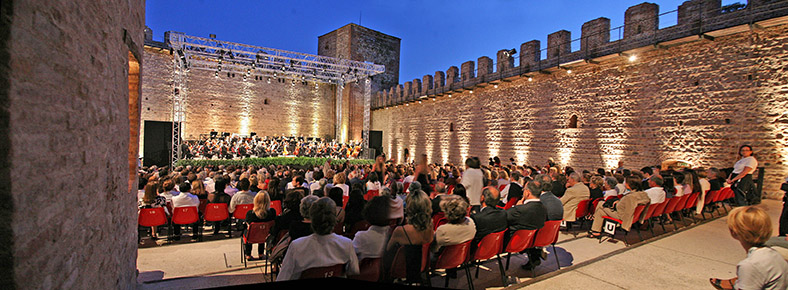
[461,157,484,214]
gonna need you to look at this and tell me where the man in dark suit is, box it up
[506,178,548,271]
[470,186,508,251]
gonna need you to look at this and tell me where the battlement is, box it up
[373,0,788,109]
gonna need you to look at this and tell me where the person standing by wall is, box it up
[727,145,758,206]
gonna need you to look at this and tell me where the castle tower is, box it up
[318,23,400,142]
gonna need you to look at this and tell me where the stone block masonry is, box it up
[141,47,337,149]
[2,0,145,288]
[372,23,788,199]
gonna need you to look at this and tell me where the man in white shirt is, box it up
[229,178,256,214]
[644,175,666,204]
[461,157,484,213]
[171,182,201,240]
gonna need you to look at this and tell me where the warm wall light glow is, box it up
[566,69,572,74]
[528,77,533,82]
[629,55,638,62]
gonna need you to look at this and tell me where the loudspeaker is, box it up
[369,130,383,157]
[143,121,173,167]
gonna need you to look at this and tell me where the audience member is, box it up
[506,179,547,270]
[244,191,276,261]
[588,177,650,239]
[276,197,360,280]
[229,178,255,214]
[561,172,590,223]
[352,196,391,260]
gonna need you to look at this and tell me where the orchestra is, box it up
[182,133,363,160]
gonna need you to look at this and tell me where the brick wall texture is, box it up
[141,48,337,146]
[372,24,788,198]
[4,0,144,288]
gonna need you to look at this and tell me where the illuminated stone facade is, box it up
[372,1,788,198]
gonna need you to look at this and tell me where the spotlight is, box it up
[218,65,222,72]
[629,55,638,62]
[267,77,271,84]
[528,77,533,82]
[418,100,422,104]
[448,94,452,98]
[566,69,572,74]
[469,90,474,94]
[494,84,498,89]
[215,71,219,77]
[273,72,277,78]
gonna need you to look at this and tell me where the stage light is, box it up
[215,71,219,77]
[528,77,533,82]
[448,94,452,98]
[469,90,474,94]
[267,77,271,84]
[273,72,277,78]
[567,69,572,74]
[629,54,638,62]
[494,84,498,88]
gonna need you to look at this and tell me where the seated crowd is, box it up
[181,134,364,160]
[137,154,784,286]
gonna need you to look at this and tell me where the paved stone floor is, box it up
[137,199,783,289]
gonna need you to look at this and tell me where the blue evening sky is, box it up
[146,0,740,84]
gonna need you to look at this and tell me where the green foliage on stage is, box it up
[174,157,374,168]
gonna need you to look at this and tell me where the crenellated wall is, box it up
[372,0,788,198]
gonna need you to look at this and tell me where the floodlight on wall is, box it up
[528,77,533,82]
[566,69,572,74]
[503,48,517,57]
[494,84,498,88]
[629,54,638,62]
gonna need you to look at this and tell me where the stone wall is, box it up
[3,0,144,288]
[141,47,337,148]
[372,23,788,198]
[318,24,400,142]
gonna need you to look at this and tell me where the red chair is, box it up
[601,204,646,246]
[503,198,518,210]
[231,204,254,237]
[432,212,447,231]
[403,182,410,192]
[242,221,274,267]
[139,207,168,227]
[233,204,254,220]
[641,202,662,236]
[388,243,429,282]
[198,199,208,214]
[471,230,507,286]
[673,195,691,226]
[365,190,379,201]
[138,207,167,241]
[172,206,201,241]
[429,241,473,290]
[498,184,507,192]
[529,220,562,276]
[299,264,346,279]
[447,185,455,195]
[271,200,282,216]
[503,229,537,270]
[204,203,230,236]
[701,190,721,219]
[349,258,382,282]
[569,199,590,229]
[590,198,603,215]
[661,197,681,230]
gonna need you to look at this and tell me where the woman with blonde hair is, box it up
[385,190,434,284]
[710,206,788,290]
[244,191,276,261]
[333,171,349,196]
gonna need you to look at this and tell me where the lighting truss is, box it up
[166,31,385,166]
[168,31,385,84]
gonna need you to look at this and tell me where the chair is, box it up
[388,243,430,283]
[672,195,691,226]
[349,258,382,282]
[568,199,590,230]
[447,185,455,195]
[365,190,379,201]
[503,229,538,270]
[299,264,346,279]
[198,199,208,214]
[172,206,201,241]
[661,197,681,230]
[470,230,507,286]
[271,200,282,216]
[432,212,447,231]
[403,182,410,192]
[701,190,720,219]
[342,196,349,208]
[641,202,662,236]
[601,204,646,246]
[503,198,518,210]
[429,241,474,290]
[242,221,274,268]
[529,220,562,276]
[590,198,603,216]
[203,203,230,237]
[231,204,254,237]
[498,184,507,192]
[138,207,168,241]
